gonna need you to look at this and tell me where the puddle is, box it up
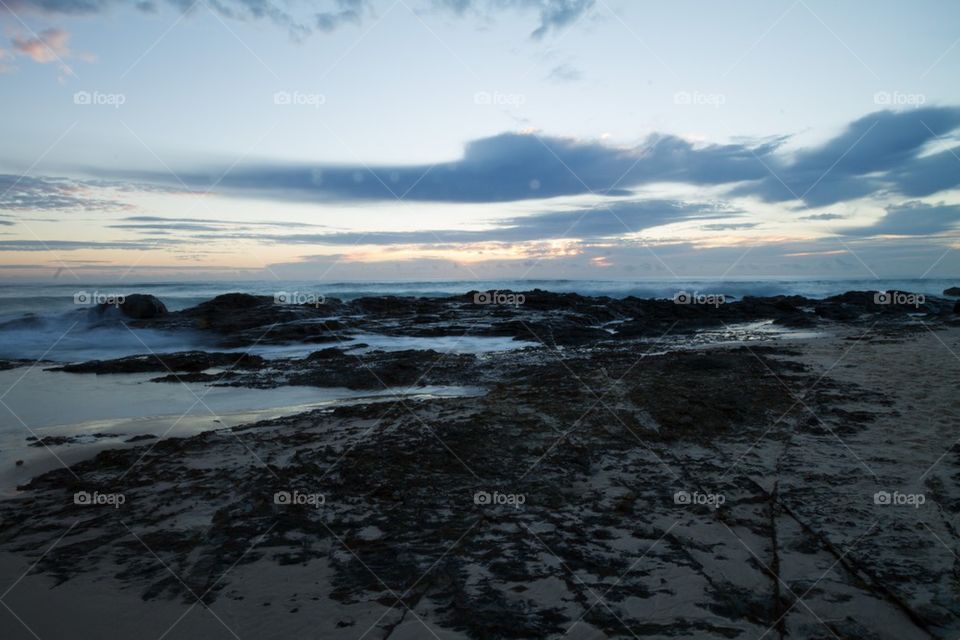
[0,366,485,494]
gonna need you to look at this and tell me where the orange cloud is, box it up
[12,27,70,64]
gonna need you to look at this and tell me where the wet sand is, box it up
[0,365,483,494]
[1,324,958,639]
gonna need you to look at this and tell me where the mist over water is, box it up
[0,278,955,362]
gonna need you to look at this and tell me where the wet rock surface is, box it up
[109,288,960,351]
[47,351,267,374]
[26,433,119,448]
[0,359,33,371]
[49,288,960,382]
[117,294,168,319]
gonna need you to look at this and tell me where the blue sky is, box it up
[1,0,959,281]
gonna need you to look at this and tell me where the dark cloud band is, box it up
[101,107,960,208]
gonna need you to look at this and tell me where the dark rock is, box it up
[28,436,72,447]
[125,434,158,443]
[286,349,474,390]
[815,302,862,322]
[49,351,266,374]
[119,294,168,319]
[944,287,960,296]
[98,286,960,362]
[199,292,264,310]
[305,348,345,361]
[148,293,348,344]
[0,359,32,371]
[149,372,235,384]
[27,433,118,447]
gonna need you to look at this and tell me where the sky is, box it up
[0,0,959,282]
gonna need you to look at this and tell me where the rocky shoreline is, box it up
[1,289,959,639]
[11,286,960,389]
[71,287,960,348]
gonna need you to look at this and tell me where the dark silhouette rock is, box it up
[198,293,264,310]
[119,294,168,319]
[125,434,158,443]
[944,287,960,296]
[49,351,266,374]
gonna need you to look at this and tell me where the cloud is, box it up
[799,212,846,221]
[699,222,760,231]
[122,215,320,227]
[3,1,115,14]
[173,199,736,246]
[315,0,365,32]
[7,0,593,40]
[531,0,593,38]
[110,215,329,233]
[112,130,779,204]
[434,0,595,39]
[7,27,94,78]
[254,233,960,281]
[0,175,132,211]
[843,201,960,237]
[546,62,581,83]
[61,108,960,235]
[0,239,170,251]
[4,0,371,38]
[110,222,227,232]
[886,146,960,198]
[729,107,960,206]
[19,107,960,249]
[95,108,960,209]
[11,27,70,63]
[0,176,201,214]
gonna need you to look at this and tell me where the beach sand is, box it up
[0,322,958,638]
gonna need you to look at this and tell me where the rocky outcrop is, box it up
[118,294,167,319]
[47,287,960,365]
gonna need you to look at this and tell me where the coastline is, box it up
[0,289,958,638]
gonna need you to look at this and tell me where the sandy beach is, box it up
[0,289,958,639]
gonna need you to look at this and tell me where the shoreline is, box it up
[1,290,959,638]
[0,373,486,496]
